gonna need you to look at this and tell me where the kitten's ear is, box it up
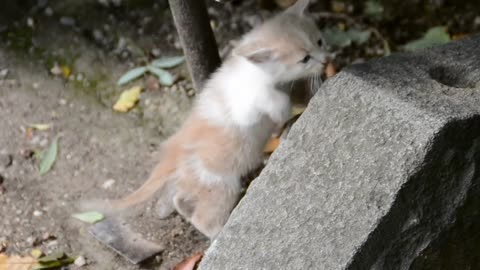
[233,44,275,63]
[286,0,310,15]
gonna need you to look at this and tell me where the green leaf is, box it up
[147,66,175,86]
[364,0,384,17]
[72,211,105,224]
[151,56,185,69]
[33,258,75,270]
[39,136,59,175]
[322,28,350,48]
[347,29,371,45]
[404,26,451,51]
[117,66,147,86]
[38,251,65,263]
[321,28,371,48]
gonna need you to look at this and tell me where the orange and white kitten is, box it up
[89,0,328,239]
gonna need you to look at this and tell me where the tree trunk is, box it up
[168,0,221,92]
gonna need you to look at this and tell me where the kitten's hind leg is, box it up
[173,191,197,219]
[189,185,241,239]
[155,183,176,219]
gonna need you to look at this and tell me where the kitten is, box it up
[88,0,328,239]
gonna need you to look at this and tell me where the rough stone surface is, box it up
[200,35,480,270]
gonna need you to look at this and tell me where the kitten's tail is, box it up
[79,152,177,215]
[110,158,176,209]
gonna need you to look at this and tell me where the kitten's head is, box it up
[232,0,328,83]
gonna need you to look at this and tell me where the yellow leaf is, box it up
[61,66,71,78]
[31,249,43,259]
[113,86,143,112]
[291,105,306,117]
[0,254,37,270]
[331,1,346,13]
[28,124,51,131]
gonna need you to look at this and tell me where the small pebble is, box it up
[44,7,53,16]
[46,240,58,247]
[33,210,43,217]
[187,89,196,97]
[50,64,62,76]
[59,16,75,26]
[475,16,480,26]
[0,69,8,79]
[92,29,104,43]
[42,232,55,240]
[74,256,87,267]
[26,236,35,245]
[102,179,115,189]
[151,48,161,57]
[27,17,34,28]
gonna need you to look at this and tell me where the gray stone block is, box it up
[200,35,480,270]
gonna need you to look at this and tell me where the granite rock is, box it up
[200,35,480,270]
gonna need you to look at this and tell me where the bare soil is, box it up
[1,0,479,269]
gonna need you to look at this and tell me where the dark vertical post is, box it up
[168,0,222,92]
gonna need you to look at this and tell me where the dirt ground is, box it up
[0,1,226,269]
[1,0,479,269]
[0,47,208,269]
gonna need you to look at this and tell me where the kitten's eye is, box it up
[317,39,323,47]
[300,55,311,63]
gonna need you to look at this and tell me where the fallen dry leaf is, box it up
[452,33,469,41]
[61,66,71,79]
[291,104,306,117]
[331,1,346,13]
[25,127,33,141]
[113,86,143,112]
[31,249,43,259]
[173,253,203,270]
[29,124,51,131]
[0,254,37,270]
[325,62,337,78]
[264,137,281,154]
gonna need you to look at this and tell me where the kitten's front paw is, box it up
[271,92,291,125]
